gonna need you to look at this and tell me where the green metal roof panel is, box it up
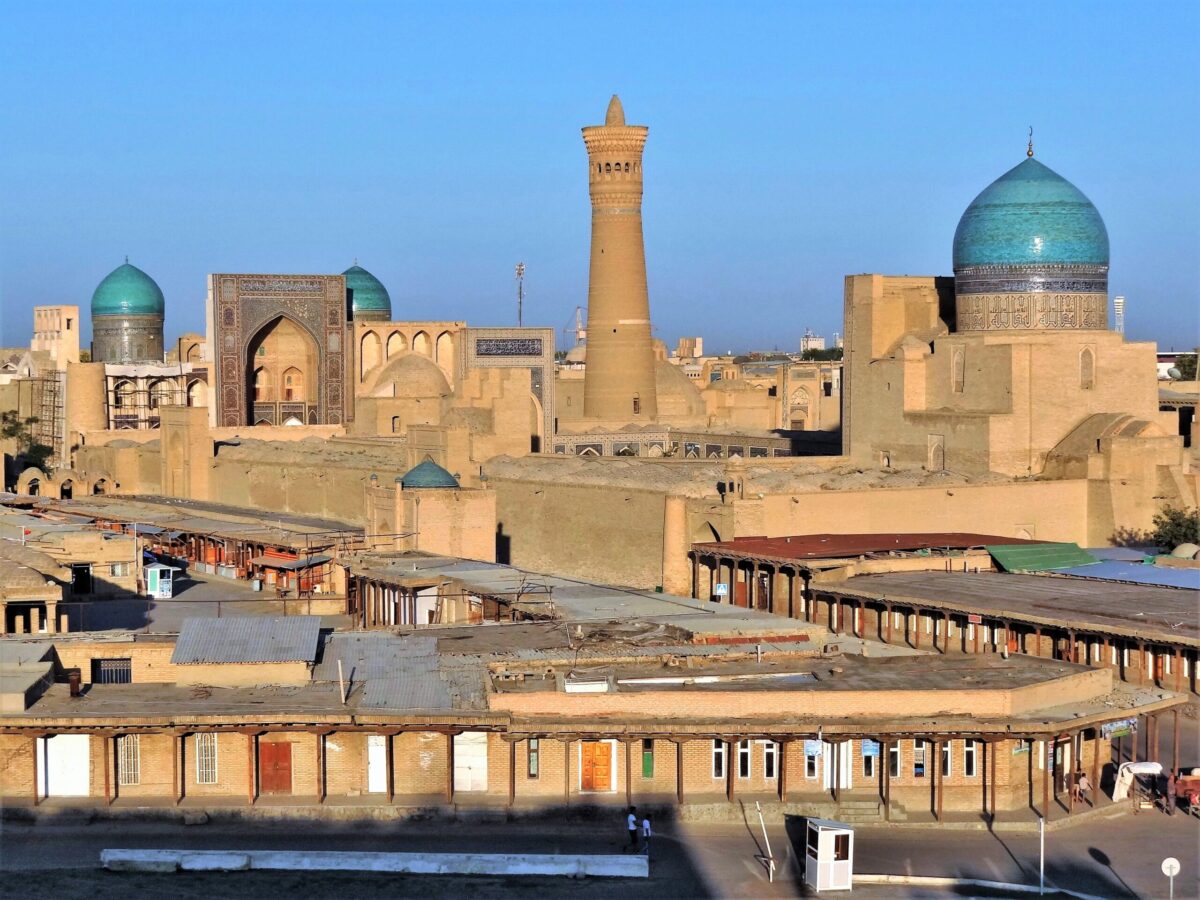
[986,542,1097,573]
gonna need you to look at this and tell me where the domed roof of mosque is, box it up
[400,457,460,489]
[343,264,392,319]
[91,262,165,317]
[368,352,451,399]
[953,157,1109,270]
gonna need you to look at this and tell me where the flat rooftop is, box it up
[693,532,1035,564]
[27,495,361,549]
[350,552,822,640]
[822,570,1199,647]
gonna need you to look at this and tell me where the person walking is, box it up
[1074,771,1092,807]
[625,806,639,851]
[641,813,652,854]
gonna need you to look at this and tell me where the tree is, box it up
[801,347,843,361]
[1175,352,1197,381]
[1150,506,1200,551]
[0,411,53,471]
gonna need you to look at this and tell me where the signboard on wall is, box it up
[714,583,729,596]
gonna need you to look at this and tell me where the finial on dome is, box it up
[1027,126,1034,158]
[125,255,129,264]
[605,94,625,127]
[353,257,359,267]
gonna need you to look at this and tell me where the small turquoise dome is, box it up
[953,158,1108,270]
[90,262,165,317]
[400,458,460,489]
[343,264,392,320]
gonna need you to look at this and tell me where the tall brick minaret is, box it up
[581,95,658,422]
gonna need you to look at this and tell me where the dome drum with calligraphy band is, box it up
[952,154,1110,332]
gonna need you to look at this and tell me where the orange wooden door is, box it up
[734,581,748,608]
[259,741,292,794]
[581,741,610,792]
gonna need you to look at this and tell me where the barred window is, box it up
[117,735,140,785]
[196,733,218,784]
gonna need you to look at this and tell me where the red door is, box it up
[734,581,748,608]
[259,741,292,794]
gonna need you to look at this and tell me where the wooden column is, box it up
[989,739,998,820]
[1173,709,1180,778]
[563,739,571,804]
[831,742,839,802]
[625,740,632,806]
[691,554,700,600]
[1174,648,1182,692]
[316,732,326,803]
[103,734,113,805]
[882,740,891,822]
[30,735,39,806]
[726,741,735,802]
[173,733,182,805]
[247,732,257,805]
[1136,642,1145,684]
[914,609,922,649]
[508,739,516,807]
[885,603,893,644]
[750,562,760,609]
[1131,717,1139,765]
[779,740,789,802]
[788,570,799,619]
[1067,733,1074,815]
[935,740,944,823]
[1091,728,1101,809]
[1034,626,1042,658]
[675,741,684,805]
[444,733,454,805]
[385,733,395,803]
[1068,630,1077,664]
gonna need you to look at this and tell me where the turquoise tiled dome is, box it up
[90,262,165,317]
[953,158,1109,269]
[343,264,392,319]
[400,458,460,489]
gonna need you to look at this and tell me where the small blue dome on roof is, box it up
[953,157,1108,270]
[343,264,392,320]
[91,262,165,317]
[400,458,460,489]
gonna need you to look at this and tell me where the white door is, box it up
[38,735,90,797]
[367,734,387,793]
[453,732,489,792]
[821,741,853,791]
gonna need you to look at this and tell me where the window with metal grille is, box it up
[711,740,725,779]
[913,740,926,778]
[196,733,218,784]
[527,738,539,779]
[91,658,132,684]
[117,735,140,785]
[763,741,778,779]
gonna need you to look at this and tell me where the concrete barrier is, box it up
[101,849,648,878]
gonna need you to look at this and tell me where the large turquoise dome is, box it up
[952,156,1110,332]
[953,158,1108,269]
[90,262,165,317]
[343,264,392,321]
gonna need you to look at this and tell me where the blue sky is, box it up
[1,0,1197,353]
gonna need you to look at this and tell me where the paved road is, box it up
[2,807,1195,898]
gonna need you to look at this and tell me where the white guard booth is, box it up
[804,817,854,892]
[145,563,181,599]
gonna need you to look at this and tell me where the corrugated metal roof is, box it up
[361,674,452,710]
[171,616,321,665]
[987,542,1096,572]
[1056,560,1200,590]
[313,633,437,682]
